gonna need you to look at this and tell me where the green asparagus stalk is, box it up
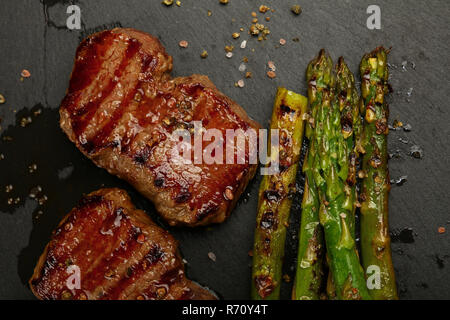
[335,57,363,232]
[292,59,327,300]
[292,150,324,300]
[324,57,363,300]
[251,87,308,300]
[326,254,337,300]
[307,50,371,300]
[359,47,398,300]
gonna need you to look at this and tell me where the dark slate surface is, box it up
[0,0,448,300]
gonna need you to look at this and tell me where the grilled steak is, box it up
[29,188,216,300]
[60,28,260,226]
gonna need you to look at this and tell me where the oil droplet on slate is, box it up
[401,61,408,71]
[406,88,413,97]
[387,63,398,70]
[398,137,409,144]
[388,149,402,159]
[391,175,408,186]
[435,254,445,269]
[418,282,428,289]
[391,227,415,243]
[410,145,423,159]
[403,123,412,132]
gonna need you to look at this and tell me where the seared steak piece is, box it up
[29,188,216,300]
[60,28,260,226]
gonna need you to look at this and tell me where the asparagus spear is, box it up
[307,50,371,300]
[292,150,324,300]
[292,60,327,300]
[326,262,337,300]
[325,57,363,299]
[359,47,398,300]
[335,57,363,232]
[251,87,308,300]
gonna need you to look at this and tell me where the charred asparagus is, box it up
[359,47,398,300]
[292,150,324,300]
[251,87,308,300]
[292,67,326,300]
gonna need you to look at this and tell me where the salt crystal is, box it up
[401,60,407,71]
[208,252,217,262]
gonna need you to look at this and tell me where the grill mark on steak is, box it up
[29,188,215,300]
[56,199,130,281]
[196,201,220,221]
[133,146,152,164]
[135,267,185,300]
[154,176,165,187]
[76,194,104,209]
[84,231,153,298]
[75,215,143,295]
[175,189,192,204]
[80,39,143,153]
[64,32,114,99]
[122,103,168,159]
[104,243,168,299]
[145,244,165,265]
[83,83,139,154]
[67,31,124,138]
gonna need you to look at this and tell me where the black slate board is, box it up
[0,0,449,300]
